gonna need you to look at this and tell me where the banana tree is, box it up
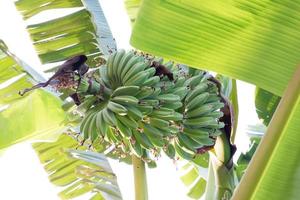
[1,0,300,200]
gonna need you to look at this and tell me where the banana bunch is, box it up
[72,50,224,163]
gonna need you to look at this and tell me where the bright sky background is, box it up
[0,1,261,200]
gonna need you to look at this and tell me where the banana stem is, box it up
[208,133,235,200]
[132,155,148,200]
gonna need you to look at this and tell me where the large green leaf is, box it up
[0,40,66,149]
[15,0,116,69]
[255,88,281,126]
[32,133,122,200]
[130,1,300,199]
[130,0,300,97]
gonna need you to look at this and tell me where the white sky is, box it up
[0,0,261,200]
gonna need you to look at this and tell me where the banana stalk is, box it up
[132,155,148,200]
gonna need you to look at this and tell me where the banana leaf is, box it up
[0,40,66,149]
[130,1,300,199]
[32,133,122,200]
[255,88,281,126]
[15,0,116,70]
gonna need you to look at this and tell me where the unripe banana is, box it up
[174,141,194,160]
[107,101,128,116]
[122,61,148,83]
[132,130,154,149]
[186,92,210,111]
[150,118,170,128]
[117,51,135,82]
[116,115,138,129]
[185,103,214,118]
[184,74,204,88]
[116,118,132,137]
[164,144,176,159]
[112,49,126,84]
[96,110,107,137]
[102,108,117,126]
[147,134,165,148]
[142,123,164,137]
[157,94,180,103]
[126,105,143,121]
[177,133,203,151]
[121,55,142,79]
[111,86,140,97]
[124,71,149,86]
[107,51,117,85]
[185,83,208,103]
[112,95,139,106]
[183,116,216,127]
[139,99,159,107]
[135,87,155,99]
[142,76,160,87]
[172,86,188,100]
[130,139,144,157]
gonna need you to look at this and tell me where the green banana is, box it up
[183,116,216,127]
[130,138,143,157]
[185,83,208,103]
[107,101,128,116]
[126,105,143,121]
[205,111,224,118]
[160,112,183,121]
[172,86,188,100]
[132,130,154,149]
[184,74,204,88]
[107,51,117,84]
[174,140,194,160]
[142,123,164,137]
[186,92,210,111]
[88,113,99,141]
[121,55,142,79]
[124,71,149,86]
[96,110,107,137]
[81,111,97,140]
[116,118,132,137]
[80,110,95,134]
[206,94,221,103]
[174,77,186,87]
[150,108,174,117]
[135,87,155,99]
[139,99,159,107]
[163,101,183,110]
[102,108,117,126]
[123,61,149,83]
[144,67,156,77]
[142,76,160,87]
[164,144,175,159]
[112,49,126,84]
[205,121,225,129]
[147,134,165,148]
[111,86,140,97]
[185,103,214,118]
[182,127,209,138]
[117,51,135,82]
[116,115,138,129]
[177,133,203,151]
[137,105,153,115]
[150,118,170,128]
[106,126,119,143]
[157,94,180,103]
[112,95,139,106]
